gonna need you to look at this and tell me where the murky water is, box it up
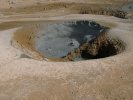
[35,21,106,59]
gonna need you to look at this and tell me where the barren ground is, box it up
[0,0,133,100]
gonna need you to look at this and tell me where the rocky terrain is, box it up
[0,0,133,100]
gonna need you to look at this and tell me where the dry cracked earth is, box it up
[0,0,133,100]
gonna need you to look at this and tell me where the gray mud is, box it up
[35,21,106,59]
[121,2,133,12]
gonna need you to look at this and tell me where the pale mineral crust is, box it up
[0,0,133,100]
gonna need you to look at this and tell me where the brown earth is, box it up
[0,0,133,100]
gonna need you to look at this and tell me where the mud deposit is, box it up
[0,0,133,100]
[12,20,125,61]
[35,21,105,60]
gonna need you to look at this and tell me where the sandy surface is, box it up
[0,0,133,100]
[0,0,133,9]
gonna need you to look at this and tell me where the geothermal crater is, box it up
[12,20,125,61]
[35,21,105,60]
[0,1,133,99]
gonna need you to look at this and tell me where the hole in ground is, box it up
[34,20,125,61]
[35,21,105,60]
[12,20,125,61]
[79,39,125,60]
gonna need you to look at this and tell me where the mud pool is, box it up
[35,21,106,59]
